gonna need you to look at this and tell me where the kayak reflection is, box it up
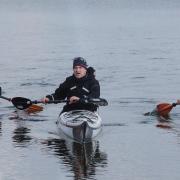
[42,138,107,179]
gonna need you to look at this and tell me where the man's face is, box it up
[73,66,87,79]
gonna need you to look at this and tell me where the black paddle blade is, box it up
[88,98,108,106]
[11,97,32,110]
[0,87,2,96]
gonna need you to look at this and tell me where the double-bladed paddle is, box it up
[0,87,43,113]
[0,87,108,111]
[8,97,108,110]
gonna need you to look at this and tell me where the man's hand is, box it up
[40,97,50,104]
[69,96,80,104]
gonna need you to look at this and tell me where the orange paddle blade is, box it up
[156,103,173,116]
[25,104,43,114]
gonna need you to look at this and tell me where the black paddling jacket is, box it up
[46,68,100,112]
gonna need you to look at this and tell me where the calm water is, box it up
[1,1,180,180]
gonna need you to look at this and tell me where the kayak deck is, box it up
[57,110,102,143]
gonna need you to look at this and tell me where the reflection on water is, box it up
[156,114,172,128]
[0,121,2,135]
[12,122,32,147]
[145,114,180,144]
[8,110,29,120]
[157,117,180,141]
[42,138,107,179]
[0,114,5,136]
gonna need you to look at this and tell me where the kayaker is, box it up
[41,57,100,113]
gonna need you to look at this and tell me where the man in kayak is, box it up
[42,57,100,113]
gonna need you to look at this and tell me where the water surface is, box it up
[1,1,180,180]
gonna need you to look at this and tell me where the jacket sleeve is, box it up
[46,80,68,100]
[88,80,100,99]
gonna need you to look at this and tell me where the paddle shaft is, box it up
[31,98,107,106]
[44,98,108,106]
[0,87,12,101]
[31,99,68,104]
[0,95,11,101]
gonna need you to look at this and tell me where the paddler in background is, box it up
[41,57,100,113]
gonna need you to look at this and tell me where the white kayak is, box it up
[56,110,102,143]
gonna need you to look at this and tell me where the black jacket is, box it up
[46,67,100,112]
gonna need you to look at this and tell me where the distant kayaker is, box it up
[41,57,100,113]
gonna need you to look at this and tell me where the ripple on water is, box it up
[12,126,33,147]
[131,76,145,79]
[20,82,55,87]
